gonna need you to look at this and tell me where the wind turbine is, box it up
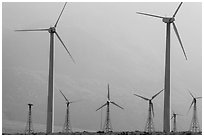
[134,89,164,132]
[96,84,124,132]
[59,89,79,133]
[188,90,201,132]
[136,2,187,132]
[25,103,34,134]
[171,111,183,132]
[15,3,75,134]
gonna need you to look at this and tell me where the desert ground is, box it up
[2,131,202,135]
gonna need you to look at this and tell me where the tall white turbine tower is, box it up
[15,3,75,134]
[136,2,187,132]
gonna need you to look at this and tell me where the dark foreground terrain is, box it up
[2,131,202,135]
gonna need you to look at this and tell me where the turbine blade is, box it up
[171,116,174,120]
[111,101,124,109]
[55,32,75,63]
[133,93,149,101]
[172,22,187,60]
[59,89,68,102]
[136,12,164,19]
[151,89,164,100]
[70,99,82,104]
[69,101,74,104]
[188,90,195,98]
[151,103,154,117]
[15,28,49,32]
[108,84,110,100]
[196,97,202,99]
[96,103,107,111]
[187,100,194,114]
[172,2,183,18]
[54,2,67,27]
[177,114,183,116]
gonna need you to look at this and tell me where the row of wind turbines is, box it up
[25,84,201,134]
[133,89,201,133]
[95,85,201,133]
[15,2,201,134]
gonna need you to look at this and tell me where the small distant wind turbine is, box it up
[134,89,164,132]
[25,103,34,134]
[15,3,75,134]
[59,89,79,133]
[137,2,187,132]
[96,84,124,132]
[188,90,201,132]
[171,111,183,132]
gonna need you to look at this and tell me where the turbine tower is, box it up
[171,111,183,132]
[15,3,75,134]
[188,91,201,132]
[59,89,78,133]
[100,108,103,131]
[136,2,187,132]
[134,89,164,132]
[25,103,34,134]
[96,84,124,132]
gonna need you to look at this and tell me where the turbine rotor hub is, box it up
[28,103,33,106]
[162,17,175,23]
[48,27,56,33]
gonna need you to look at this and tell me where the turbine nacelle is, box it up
[162,17,175,23]
[172,112,182,118]
[66,101,70,105]
[193,98,197,103]
[48,27,56,33]
[28,103,33,106]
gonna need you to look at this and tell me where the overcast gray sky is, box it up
[2,2,202,133]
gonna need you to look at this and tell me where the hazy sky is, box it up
[2,2,202,133]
